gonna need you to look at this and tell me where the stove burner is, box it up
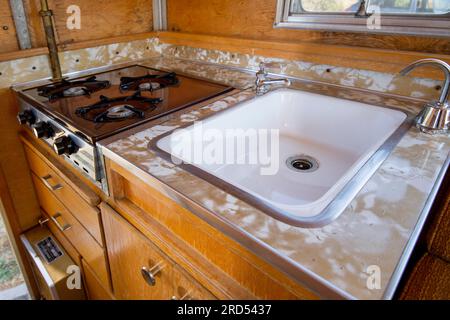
[105,105,136,119]
[119,72,179,92]
[138,82,160,91]
[75,91,163,123]
[63,86,89,97]
[38,76,111,101]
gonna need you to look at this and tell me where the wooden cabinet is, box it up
[106,158,318,300]
[20,131,317,300]
[21,133,113,298]
[22,136,102,244]
[32,173,111,291]
[102,202,215,300]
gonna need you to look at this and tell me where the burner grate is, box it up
[75,91,163,123]
[119,72,179,92]
[38,76,111,101]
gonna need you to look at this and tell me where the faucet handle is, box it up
[258,62,282,72]
[257,62,267,75]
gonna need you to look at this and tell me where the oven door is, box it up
[20,225,86,300]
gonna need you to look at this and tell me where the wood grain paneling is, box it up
[23,0,153,48]
[22,0,45,48]
[167,0,450,55]
[82,259,115,300]
[102,203,176,300]
[0,89,40,230]
[0,2,19,53]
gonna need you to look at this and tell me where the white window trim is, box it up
[274,0,450,37]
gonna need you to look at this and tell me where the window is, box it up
[275,0,450,36]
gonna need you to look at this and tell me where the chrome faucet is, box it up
[255,62,291,96]
[400,58,450,134]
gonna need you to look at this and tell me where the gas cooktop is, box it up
[16,65,233,191]
[19,65,233,143]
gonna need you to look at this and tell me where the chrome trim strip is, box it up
[149,88,415,228]
[383,153,450,299]
[9,0,32,49]
[152,0,167,31]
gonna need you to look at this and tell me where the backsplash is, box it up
[160,41,442,101]
[0,38,161,89]
[0,36,442,102]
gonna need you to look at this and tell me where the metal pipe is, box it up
[39,0,62,82]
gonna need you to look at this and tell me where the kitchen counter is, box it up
[99,56,450,299]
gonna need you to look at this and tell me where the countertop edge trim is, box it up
[382,152,450,299]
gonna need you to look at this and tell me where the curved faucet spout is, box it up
[400,58,450,104]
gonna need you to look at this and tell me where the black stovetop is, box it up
[20,65,233,143]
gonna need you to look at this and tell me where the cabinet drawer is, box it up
[82,260,114,300]
[24,145,103,245]
[32,173,110,291]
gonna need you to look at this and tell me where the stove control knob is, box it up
[32,122,54,139]
[17,110,36,125]
[53,136,78,156]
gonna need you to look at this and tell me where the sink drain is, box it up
[286,155,319,173]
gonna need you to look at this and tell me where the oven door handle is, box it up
[41,175,63,191]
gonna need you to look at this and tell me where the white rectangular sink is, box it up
[153,89,410,228]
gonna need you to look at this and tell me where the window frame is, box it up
[274,0,450,37]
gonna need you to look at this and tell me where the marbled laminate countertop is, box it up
[99,56,450,299]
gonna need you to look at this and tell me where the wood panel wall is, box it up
[0,2,20,53]
[23,0,154,47]
[167,0,450,55]
[0,0,154,53]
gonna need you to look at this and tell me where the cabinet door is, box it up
[101,203,174,300]
[82,259,114,300]
[172,265,216,300]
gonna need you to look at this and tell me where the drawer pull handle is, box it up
[41,175,63,191]
[171,291,193,300]
[51,212,72,232]
[141,262,164,287]
[38,217,49,227]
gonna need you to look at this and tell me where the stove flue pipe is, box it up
[39,0,63,82]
